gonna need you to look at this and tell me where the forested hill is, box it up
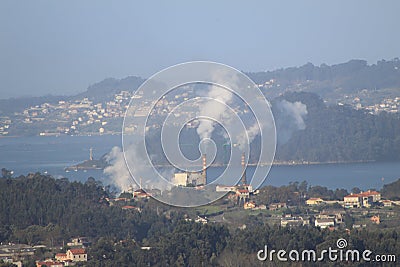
[1,174,400,266]
[273,92,400,162]
[248,58,400,103]
[72,76,145,103]
[0,174,230,266]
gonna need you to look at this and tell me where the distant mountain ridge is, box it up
[72,76,145,103]
[247,58,400,104]
[1,58,399,116]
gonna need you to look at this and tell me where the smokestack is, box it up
[241,152,246,185]
[202,154,207,183]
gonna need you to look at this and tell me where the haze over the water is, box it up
[0,0,399,98]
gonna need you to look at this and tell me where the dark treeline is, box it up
[382,179,400,200]
[0,173,165,245]
[1,174,399,266]
[271,92,400,162]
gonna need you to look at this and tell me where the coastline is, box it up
[0,134,387,167]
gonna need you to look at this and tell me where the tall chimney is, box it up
[241,152,246,185]
[202,154,207,184]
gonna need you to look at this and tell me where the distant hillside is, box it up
[2,58,399,116]
[0,95,63,116]
[247,58,400,105]
[0,76,145,116]
[72,76,145,103]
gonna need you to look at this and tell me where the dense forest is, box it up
[1,173,399,266]
[272,92,400,162]
[382,179,400,201]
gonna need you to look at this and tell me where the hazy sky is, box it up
[1,1,399,98]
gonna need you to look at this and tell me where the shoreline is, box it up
[0,135,391,167]
[152,160,379,168]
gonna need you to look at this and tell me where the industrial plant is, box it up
[172,154,207,187]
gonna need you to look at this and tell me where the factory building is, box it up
[172,154,207,187]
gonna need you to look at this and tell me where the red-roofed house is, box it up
[55,253,68,262]
[133,189,151,199]
[344,190,381,208]
[66,248,87,262]
[236,189,250,204]
[359,190,381,202]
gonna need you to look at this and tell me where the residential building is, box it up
[306,198,324,205]
[55,253,68,262]
[66,249,87,262]
[344,194,362,208]
[381,200,393,207]
[194,216,208,224]
[216,185,237,192]
[315,218,335,229]
[361,190,381,202]
[244,201,256,210]
[344,190,381,208]
[133,189,150,199]
[281,216,308,227]
[318,210,344,224]
[236,189,250,204]
[66,237,90,248]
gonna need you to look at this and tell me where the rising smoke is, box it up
[104,146,132,191]
[274,99,308,144]
[196,85,234,140]
[196,83,263,152]
[104,145,174,192]
[104,98,307,191]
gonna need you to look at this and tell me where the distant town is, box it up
[0,83,399,137]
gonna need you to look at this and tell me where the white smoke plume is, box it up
[195,72,265,153]
[104,146,132,192]
[275,100,308,144]
[196,84,233,140]
[279,100,307,130]
[236,122,261,151]
[104,145,173,193]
